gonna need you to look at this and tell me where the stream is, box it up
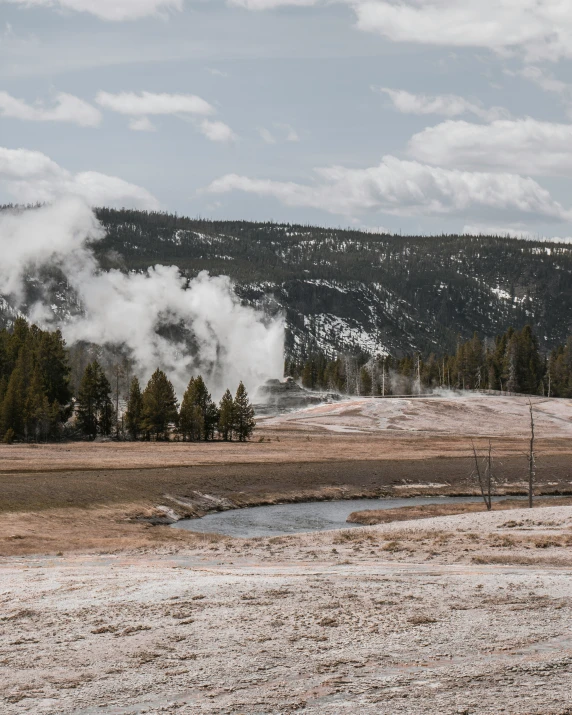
[172,496,516,538]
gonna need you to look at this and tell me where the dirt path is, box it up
[2,507,572,714]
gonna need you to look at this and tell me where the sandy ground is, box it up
[2,506,572,714]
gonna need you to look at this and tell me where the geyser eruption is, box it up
[0,198,284,397]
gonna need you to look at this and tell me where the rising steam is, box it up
[0,198,284,397]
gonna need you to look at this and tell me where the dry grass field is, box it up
[2,394,572,474]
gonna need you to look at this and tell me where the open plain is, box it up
[2,394,572,713]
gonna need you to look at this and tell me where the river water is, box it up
[172,496,512,538]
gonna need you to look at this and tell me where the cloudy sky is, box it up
[1,0,572,238]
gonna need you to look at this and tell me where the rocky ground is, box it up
[2,506,572,715]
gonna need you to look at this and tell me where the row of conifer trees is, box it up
[0,318,255,443]
[288,325,570,397]
[0,319,71,443]
[72,363,256,442]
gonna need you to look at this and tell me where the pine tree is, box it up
[77,363,97,439]
[218,389,234,441]
[36,329,71,407]
[76,361,114,439]
[141,369,178,441]
[0,345,31,440]
[179,378,204,441]
[24,367,47,441]
[7,317,29,371]
[193,376,218,440]
[179,375,218,441]
[1,363,25,440]
[125,377,144,440]
[92,363,114,437]
[233,382,255,442]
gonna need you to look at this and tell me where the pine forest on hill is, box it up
[2,206,572,362]
[91,209,572,359]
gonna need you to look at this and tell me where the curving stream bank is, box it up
[171,496,518,538]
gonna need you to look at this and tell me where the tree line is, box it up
[1,318,255,443]
[91,208,572,358]
[0,318,71,443]
[287,325,572,397]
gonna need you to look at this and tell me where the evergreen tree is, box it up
[178,375,218,441]
[77,363,98,439]
[36,329,72,407]
[125,376,144,440]
[141,369,178,440]
[0,321,71,442]
[24,366,54,441]
[76,361,114,439]
[0,360,26,439]
[233,382,255,442]
[179,378,204,441]
[7,317,29,371]
[193,376,218,440]
[218,389,234,441]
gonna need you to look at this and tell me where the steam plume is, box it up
[0,198,284,397]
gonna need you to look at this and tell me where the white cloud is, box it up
[277,122,300,141]
[206,68,229,78]
[258,123,300,144]
[199,119,236,143]
[407,118,572,176]
[96,90,236,142]
[227,0,319,8]
[0,91,101,127]
[128,117,157,132]
[96,91,214,117]
[0,147,159,209]
[516,66,570,95]
[509,66,572,118]
[2,0,182,21]
[258,127,276,144]
[352,0,572,61]
[374,87,508,122]
[207,155,571,224]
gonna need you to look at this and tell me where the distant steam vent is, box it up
[254,377,342,415]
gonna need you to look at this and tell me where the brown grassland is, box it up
[1,409,572,556]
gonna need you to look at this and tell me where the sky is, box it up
[1,0,572,239]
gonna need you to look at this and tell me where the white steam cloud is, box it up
[0,198,284,398]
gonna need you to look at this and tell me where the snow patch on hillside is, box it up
[304,313,388,357]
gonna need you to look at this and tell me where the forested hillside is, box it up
[4,206,572,359]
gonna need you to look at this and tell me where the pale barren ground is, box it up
[2,396,572,713]
[262,394,572,439]
[2,395,572,474]
[2,507,572,714]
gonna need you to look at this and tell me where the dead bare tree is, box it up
[471,440,494,510]
[528,399,536,508]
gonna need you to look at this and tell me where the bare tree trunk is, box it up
[471,441,492,510]
[487,440,493,509]
[528,400,535,508]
